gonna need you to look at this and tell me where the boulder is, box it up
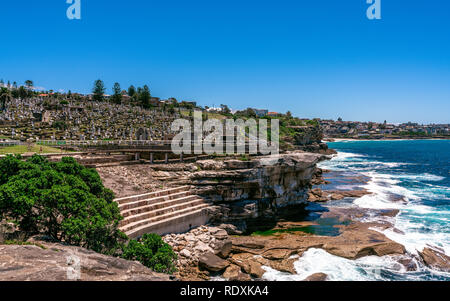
[302,273,328,281]
[214,239,232,258]
[419,247,450,272]
[248,260,266,278]
[223,264,252,281]
[228,253,266,278]
[198,253,230,272]
[218,224,243,235]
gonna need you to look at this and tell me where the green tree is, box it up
[122,234,177,274]
[92,79,106,102]
[128,85,136,97]
[139,85,151,109]
[25,80,33,89]
[0,155,124,254]
[18,86,28,99]
[111,82,122,104]
[0,87,12,111]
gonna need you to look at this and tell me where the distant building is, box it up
[252,109,268,117]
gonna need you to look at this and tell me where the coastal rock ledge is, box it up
[0,241,173,281]
[151,151,329,233]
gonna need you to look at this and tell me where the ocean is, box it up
[263,139,450,281]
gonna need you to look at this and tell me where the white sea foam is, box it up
[262,248,410,281]
[319,150,450,272]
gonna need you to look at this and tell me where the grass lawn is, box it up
[180,110,228,120]
[0,145,64,155]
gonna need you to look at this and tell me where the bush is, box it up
[0,155,124,254]
[122,233,177,274]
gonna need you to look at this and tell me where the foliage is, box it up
[92,79,106,102]
[24,80,33,89]
[139,85,152,109]
[111,82,122,104]
[122,233,177,274]
[2,240,47,249]
[0,155,123,254]
[0,87,12,111]
[128,85,136,97]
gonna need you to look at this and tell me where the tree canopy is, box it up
[0,155,123,254]
[92,79,106,102]
[111,82,122,104]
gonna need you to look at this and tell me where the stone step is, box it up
[120,195,200,218]
[114,186,190,205]
[120,198,207,227]
[118,191,192,211]
[124,207,211,239]
[120,203,211,233]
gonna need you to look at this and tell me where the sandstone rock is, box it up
[248,260,265,278]
[223,264,251,281]
[231,236,266,250]
[214,239,232,258]
[269,257,297,274]
[198,253,230,272]
[262,248,296,260]
[196,160,225,170]
[180,249,191,258]
[397,257,418,272]
[302,273,328,281]
[321,227,406,259]
[419,247,450,272]
[194,241,214,254]
[218,224,243,235]
[0,242,173,281]
[228,253,266,278]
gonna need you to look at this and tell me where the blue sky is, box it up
[1,0,449,124]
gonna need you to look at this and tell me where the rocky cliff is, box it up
[151,152,329,233]
[283,125,335,154]
[0,239,174,281]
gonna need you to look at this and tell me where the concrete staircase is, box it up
[115,186,212,239]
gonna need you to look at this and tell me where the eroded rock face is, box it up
[0,242,173,281]
[153,152,329,233]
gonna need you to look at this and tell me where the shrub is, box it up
[122,233,177,274]
[0,155,124,254]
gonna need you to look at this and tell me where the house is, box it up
[252,109,268,117]
[267,112,279,117]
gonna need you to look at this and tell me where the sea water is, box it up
[263,139,450,281]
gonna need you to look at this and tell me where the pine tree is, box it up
[92,79,105,102]
[139,85,151,109]
[128,85,136,97]
[111,82,122,104]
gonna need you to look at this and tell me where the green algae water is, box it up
[252,217,349,237]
